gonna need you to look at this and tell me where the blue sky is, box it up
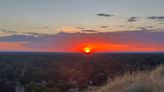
[0,0,164,34]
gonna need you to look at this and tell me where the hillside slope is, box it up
[86,65,164,92]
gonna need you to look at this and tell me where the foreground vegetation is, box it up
[0,52,163,92]
[86,65,164,92]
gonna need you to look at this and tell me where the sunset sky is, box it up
[0,0,164,52]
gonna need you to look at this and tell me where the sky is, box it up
[0,0,164,52]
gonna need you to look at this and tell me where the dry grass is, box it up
[85,65,164,92]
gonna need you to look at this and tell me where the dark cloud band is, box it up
[97,13,113,17]
[148,16,164,21]
[127,17,138,22]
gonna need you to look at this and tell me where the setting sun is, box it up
[84,47,91,54]
[83,45,95,54]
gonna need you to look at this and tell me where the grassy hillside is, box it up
[86,65,164,92]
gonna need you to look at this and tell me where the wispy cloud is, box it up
[137,27,149,31]
[99,26,108,28]
[56,26,81,33]
[137,26,154,29]
[31,26,52,31]
[146,26,154,28]
[117,25,126,27]
[127,17,138,22]
[81,30,98,33]
[57,26,98,33]
[32,26,50,29]
[148,16,164,21]
[0,35,38,42]
[97,13,113,17]
[76,27,85,30]
[23,32,49,37]
[1,29,17,34]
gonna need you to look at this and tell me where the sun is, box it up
[83,45,95,54]
[84,47,91,54]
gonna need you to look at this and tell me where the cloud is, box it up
[56,26,81,33]
[137,27,149,31]
[0,35,38,42]
[0,29,164,52]
[31,26,52,31]
[23,32,49,36]
[146,26,154,28]
[137,26,155,30]
[97,13,113,17]
[128,26,135,28]
[1,29,17,34]
[81,30,98,33]
[57,26,98,33]
[32,26,50,29]
[148,16,164,21]
[127,17,138,22]
[76,27,85,30]
[99,26,108,28]
[24,32,43,35]
[116,25,126,27]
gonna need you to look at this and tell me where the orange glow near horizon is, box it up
[1,42,164,52]
[0,42,30,51]
[73,42,164,53]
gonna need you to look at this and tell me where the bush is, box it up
[86,65,164,92]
